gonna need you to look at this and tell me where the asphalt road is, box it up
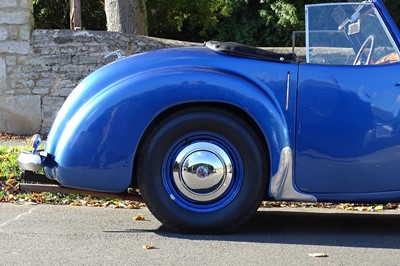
[1,203,400,266]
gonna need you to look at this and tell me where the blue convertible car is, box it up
[18,0,400,232]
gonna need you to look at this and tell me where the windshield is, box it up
[306,2,400,65]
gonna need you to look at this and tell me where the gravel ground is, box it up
[0,140,29,147]
[0,133,45,147]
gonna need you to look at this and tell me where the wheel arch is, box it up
[133,102,274,195]
[128,68,291,196]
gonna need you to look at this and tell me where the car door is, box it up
[293,1,400,198]
[295,62,400,194]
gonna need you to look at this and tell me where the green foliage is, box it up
[33,0,69,29]
[33,0,106,30]
[383,0,400,28]
[147,0,227,42]
[32,0,400,46]
[146,0,337,46]
[212,0,303,46]
[270,1,300,28]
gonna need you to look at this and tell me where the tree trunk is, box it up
[104,0,148,35]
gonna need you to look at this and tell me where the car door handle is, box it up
[396,82,400,87]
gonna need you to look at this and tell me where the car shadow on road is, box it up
[153,210,400,249]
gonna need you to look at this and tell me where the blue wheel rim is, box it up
[162,133,244,213]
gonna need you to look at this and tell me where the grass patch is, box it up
[0,146,26,180]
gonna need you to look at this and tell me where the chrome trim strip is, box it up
[269,147,317,202]
[285,72,290,110]
[305,6,310,63]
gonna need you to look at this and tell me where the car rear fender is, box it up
[45,67,291,193]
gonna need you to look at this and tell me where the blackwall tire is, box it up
[137,107,268,233]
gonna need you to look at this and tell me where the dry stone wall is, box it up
[21,30,197,134]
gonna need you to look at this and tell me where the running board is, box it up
[20,171,60,185]
[19,183,142,201]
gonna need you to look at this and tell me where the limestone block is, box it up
[0,11,30,25]
[0,0,17,9]
[42,96,65,107]
[8,25,19,40]
[72,55,98,65]
[40,120,53,134]
[59,88,74,97]
[0,95,41,134]
[42,105,60,121]
[59,79,77,88]
[0,28,7,41]
[6,56,16,65]
[0,57,5,90]
[36,79,54,87]
[32,87,50,95]
[3,90,14,95]
[8,71,39,80]
[39,72,57,79]
[19,0,33,10]
[9,79,34,90]
[0,40,30,54]
[19,25,31,40]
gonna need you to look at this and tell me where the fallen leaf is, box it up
[355,206,366,211]
[143,245,157,250]
[134,215,145,221]
[6,179,17,186]
[126,204,140,209]
[69,201,82,206]
[308,253,328,258]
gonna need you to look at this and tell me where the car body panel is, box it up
[44,47,299,192]
[296,62,400,200]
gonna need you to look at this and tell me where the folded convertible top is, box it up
[205,41,296,62]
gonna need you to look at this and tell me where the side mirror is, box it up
[348,20,360,35]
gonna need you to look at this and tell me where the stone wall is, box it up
[0,0,39,134]
[16,30,197,134]
[0,0,198,134]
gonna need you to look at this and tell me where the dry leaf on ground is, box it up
[143,245,157,250]
[134,215,145,221]
[308,253,328,258]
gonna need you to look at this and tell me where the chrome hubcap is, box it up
[173,142,233,202]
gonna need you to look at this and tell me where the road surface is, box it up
[0,203,399,265]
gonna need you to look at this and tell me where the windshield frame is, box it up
[305,1,400,65]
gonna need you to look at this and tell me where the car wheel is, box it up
[137,107,268,233]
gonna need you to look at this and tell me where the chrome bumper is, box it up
[18,151,47,172]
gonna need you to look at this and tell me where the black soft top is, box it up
[205,41,296,62]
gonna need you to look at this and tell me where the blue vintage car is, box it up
[18,0,400,233]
